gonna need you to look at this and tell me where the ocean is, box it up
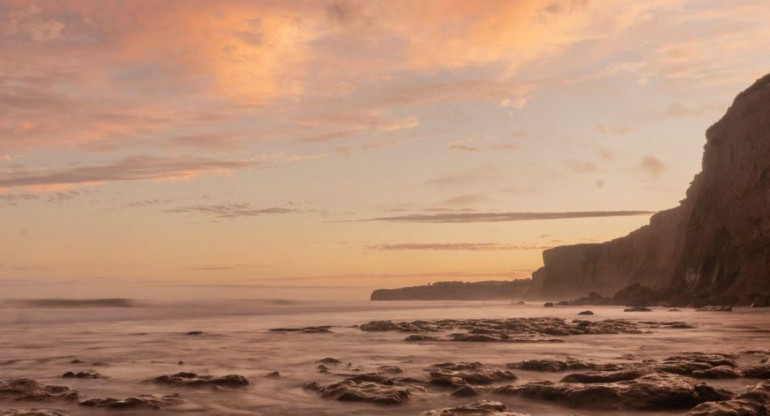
[1,299,768,415]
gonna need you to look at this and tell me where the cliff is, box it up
[530,73,770,304]
[371,279,531,301]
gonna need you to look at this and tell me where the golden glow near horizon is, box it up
[1,0,769,299]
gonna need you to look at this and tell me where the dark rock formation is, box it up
[624,306,652,312]
[0,411,69,416]
[371,280,531,301]
[450,385,479,397]
[304,379,418,405]
[264,371,280,378]
[426,362,516,386]
[149,372,249,388]
[696,305,733,312]
[424,400,527,416]
[529,74,770,302]
[742,364,770,378]
[577,310,593,315]
[493,372,731,410]
[269,326,332,334]
[507,359,624,373]
[79,393,183,409]
[688,381,770,416]
[61,370,102,379]
[0,379,80,402]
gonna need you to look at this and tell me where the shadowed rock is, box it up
[688,381,770,416]
[149,372,249,388]
[691,366,742,379]
[624,306,652,312]
[304,380,417,405]
[578,310,594,315]
[317,357,341,365]
[185,331,204,335]
[543,302,554,307]
[560,369,648,383]
[507,359,624,373]
[0,411,69,416]
[270,326,332,334]
[61,370,102,379]
[79,393,183,409]
[451,385,480,397]
[0,379,80,402]
[696,305,733,312]
[493,372,731,410]
[264,371,280,378]
[659,353,738,376]
[741,364,770,379]
[427,362,517,386]
[405,335,441,342]
[424,400,527,416]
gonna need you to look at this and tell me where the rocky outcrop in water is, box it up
[424,400,527,416]
[493,372,732,410]
[149,372,249,388]
[687,381,770,416]
[79,393,183,410]
[530,74,770,303]
[371,280,531,301]
[0,379,80,402]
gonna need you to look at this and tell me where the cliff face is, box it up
[531,73,770,302]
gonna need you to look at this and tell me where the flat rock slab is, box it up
[688,381,770,416]
[149,372,249,388]
[493,372,731,410]
[305,380,416,405]
[0,379,80,402]
[80,393,183,410]
[507,358,625,373]
[424,400,528,416]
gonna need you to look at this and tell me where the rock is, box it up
[317,357,341,365]
[696,305,733,312]
[405,335,441,341]
[450,385,480,397]
[68,359,84,364]
[178,360,184,365]
[149,372,249,388]
[304,380,416,405]
[741,364,770,378]
[761,356,769,364]
[185,331,204,335]
[578,310,594,315]
[528,73,770,301]
[560,369,649,383]
[61,370,102,379]
[79,393,183,409]
[750,295,770,307]
[0,379,80,402]
[691,365,742,379]
[269,326,332,333]
[624,306,652,312]
[265,371,280,378]
[428,365,517,386]
[317,365,329,373]
[371,280,531,301]
[543,302,554,307]
[493,372,732,410]
[0,411,69,416]
[360,320,402,331]
[377,366,404,375]
[424,400,527,416]
[507,359,623,373]
[687,381,770,416]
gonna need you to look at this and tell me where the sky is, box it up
[1,0,769,300]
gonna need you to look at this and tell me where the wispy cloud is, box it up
[368,243,552,251]
[166,203,299,218]
[0,156,259,189]
[361,210,654,223]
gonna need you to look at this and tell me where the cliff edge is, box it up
[530,73,770,304]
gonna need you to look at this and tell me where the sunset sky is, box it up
[1,0,769,299]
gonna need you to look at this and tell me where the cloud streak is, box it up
[369,243,552,251]
[362,210,654,223]
[0,156,259,189]
[166,203,299,218]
